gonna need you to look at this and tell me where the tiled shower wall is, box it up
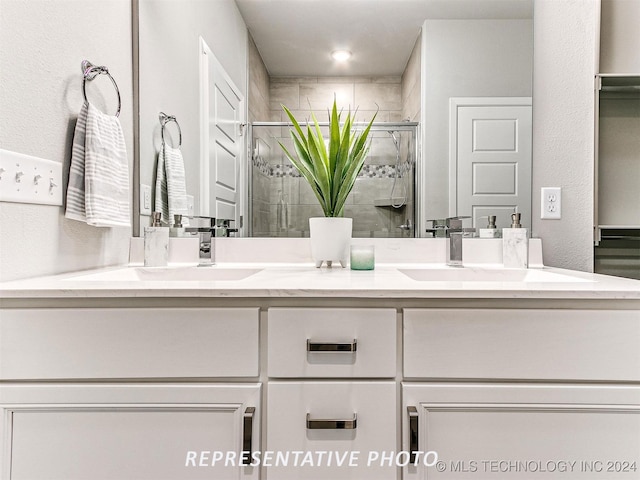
[269,76,404,123]
[248,36,272,235]
[252,125,416,238]
[249,46,420,237]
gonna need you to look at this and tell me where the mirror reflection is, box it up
[136,0,534,237]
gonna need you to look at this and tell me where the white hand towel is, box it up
[65,102,130,227]
[154,144,189,226]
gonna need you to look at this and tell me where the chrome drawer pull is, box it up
[242,407,255,465]
[306,413,357,430]
[408,406,418,463]
[306,339,357,352]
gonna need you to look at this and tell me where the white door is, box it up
[2,384,260,479]
[450,98,532,230]
[403,383,640,480]
[200,38,245,232]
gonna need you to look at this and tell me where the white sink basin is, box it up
[66,266,262,282]
[398,267,592,283]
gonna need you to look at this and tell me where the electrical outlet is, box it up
[140,184,152,215]
[541,187,561,219]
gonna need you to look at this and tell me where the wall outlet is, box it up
[140,184,152,215]
[541,187,561,219]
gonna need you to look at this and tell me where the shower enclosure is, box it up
[249,122,418,238]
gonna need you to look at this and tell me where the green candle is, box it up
[350,245,375,270]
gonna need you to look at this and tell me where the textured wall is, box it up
[0,0,133,281]
[248,35,270,123]
[401,31,421,123]
[532,0,598,272]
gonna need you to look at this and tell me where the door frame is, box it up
[199,37,246,232]
[448,97,532,217]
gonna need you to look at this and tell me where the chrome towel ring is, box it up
[81,60,121,117]
[159,112,182,148]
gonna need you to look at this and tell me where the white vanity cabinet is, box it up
[265,308,399,480]
[1,383,261,480]
[402,308,640,479]
[403,308,640,381]
[0,307,259,379]
[402,383,640,479]
[0,307,262,479]
[267,307,397,378]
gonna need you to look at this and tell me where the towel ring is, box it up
[81,60,121,117]
[159,112,182,148]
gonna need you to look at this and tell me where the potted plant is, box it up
[279,99,376,267]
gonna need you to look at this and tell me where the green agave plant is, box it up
[279,99,376,217]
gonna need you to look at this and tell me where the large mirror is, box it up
[135,0,533,237]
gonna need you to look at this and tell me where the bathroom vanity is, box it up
[1,240,639,479]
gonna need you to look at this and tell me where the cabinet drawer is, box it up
[404,308,640,381]
[0,308,259,379]
[267,381,397,480]
[268,308,397,378]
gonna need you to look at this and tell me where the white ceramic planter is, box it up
[308,217,352,268]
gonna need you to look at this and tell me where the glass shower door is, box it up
[249,122,417,238]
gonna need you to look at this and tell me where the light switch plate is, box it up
[0,149,63,206]
[140,184,152,215]
[541,187,561,219]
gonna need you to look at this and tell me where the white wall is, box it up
[421,19,534,223]
[532,0,599,272]
[0,0,134,282]
[137,0,248,232]
[600,0,640,73]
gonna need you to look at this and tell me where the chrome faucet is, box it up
[185,217,238,266]
[426,216,476,267]
[185,217,218,266]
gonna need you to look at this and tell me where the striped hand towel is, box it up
[65,102,89,222]
[154,144,189,226]
[65,102,130,227]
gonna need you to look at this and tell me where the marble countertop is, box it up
[1,262,639,301]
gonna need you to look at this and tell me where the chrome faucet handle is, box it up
[184,216,218,266]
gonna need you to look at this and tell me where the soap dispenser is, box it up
[144,211,169,267]
[170,214,185,238]
[502,213,528,268]
[479,215,500,238]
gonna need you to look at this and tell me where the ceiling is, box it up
[234,0,533,77]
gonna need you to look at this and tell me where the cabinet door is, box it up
[267,381,398,479]
[402,383,640,479]
[0,308,259,379]
[0,383,260,479]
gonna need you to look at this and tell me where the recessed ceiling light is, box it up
[331,50,352,62]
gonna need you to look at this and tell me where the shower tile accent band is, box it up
[257,163,410,179]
